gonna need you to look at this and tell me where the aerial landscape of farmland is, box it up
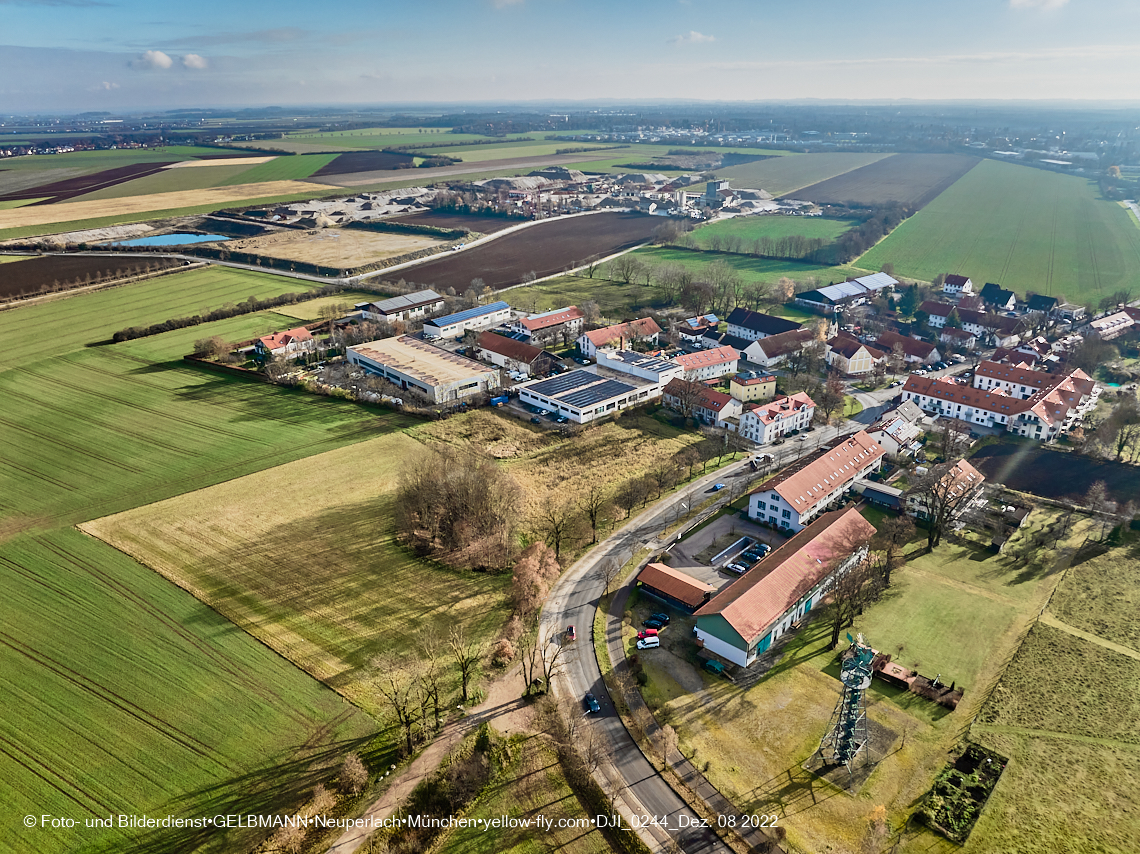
[4,6,1140,852]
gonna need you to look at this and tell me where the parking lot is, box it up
[664,512,789,592]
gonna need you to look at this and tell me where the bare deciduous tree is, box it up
[536,500,581,560]
[340,753,369,796]
[580,484,615,544]
[448,626,486,705]
[372,655,420,756]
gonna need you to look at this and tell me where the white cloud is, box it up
[1010,0,1069,9]
[91,80,119,90]
[181,53,208,70]
[133,49,173,70]
[670,31,715,45]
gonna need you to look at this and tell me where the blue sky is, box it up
[1,0,1138,112]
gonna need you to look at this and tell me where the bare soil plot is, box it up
[0,166,95,196]
[0,161,174,205]
[790,153,980,208]
[0,254,184,300]
[0,179,334,231]
[393,210,518,234]
[971,443,1140,505]
[396,211,659,292]
[313,150,415,175]
[224,227,447,267]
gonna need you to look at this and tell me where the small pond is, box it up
[100,233,231,247]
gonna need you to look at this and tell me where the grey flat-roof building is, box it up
[516,368,659,423]
[347,335,500,404]
[355,289,446,322]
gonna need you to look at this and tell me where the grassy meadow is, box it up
[70,162,263,202]
[630,245,875,290]
[708,152,893,196]
[692,215,857,249]
[859,158,1140,305]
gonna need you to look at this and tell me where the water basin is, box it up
[100,233,231,247]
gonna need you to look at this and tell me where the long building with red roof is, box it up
[902,360,1099,440]
[747,430,885,533]
[695,507,876,666]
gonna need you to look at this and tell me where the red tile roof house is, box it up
[825,333,888,376]
[735,391,816,446]
[663,378,744,426]
[635,562,718,612]
[874,330,940,365]
[255,327,316,359]
[741,328,818,368]
[747,430,885,534]
[475,330,546,376]
[576,317,662,357]
[671,344,740,382]
[942,273,973,296]
[510,305,585,344]
[694,507,876,667]
[904,459,985,522]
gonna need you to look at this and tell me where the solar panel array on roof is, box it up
[561,379,638,408]
[428,301,510,327]
[527,371,599,396]
[370,289,442,313]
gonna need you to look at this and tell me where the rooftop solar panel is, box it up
[527,370,599,396]
[561,379,638,408]
[427,301,510,327]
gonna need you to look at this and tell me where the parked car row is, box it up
[726,542,772,574]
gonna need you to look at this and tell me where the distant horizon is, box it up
[4,0,1140,113]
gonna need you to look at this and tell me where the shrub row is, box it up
[345,219,468,240]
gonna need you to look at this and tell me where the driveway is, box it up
[666,514,788,590]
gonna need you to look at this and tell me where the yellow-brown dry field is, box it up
[80,409,704,709]
[225,227,447,267]
[0,180,334,230]
[164,156,276,169]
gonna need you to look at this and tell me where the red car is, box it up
[637,628,659,640]
[566,625,576,641]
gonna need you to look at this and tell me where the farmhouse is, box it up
[943,273,973,296]
[747,431,885,533]
[347,336,500,404]
[905,459,986,521]
[671,345,740,381]
[474,331,549,376]
[725,307,802,342]
[736,391,816,446]
[355,289,446,323]
[510,305,585,344]
[423,301,513,339]
[901,363,1099,440]
[939,327,978,349]
[741,328,817,368]
[875,330,940,365]
[730,371,777,403]
[636,563,717,613]
[256,327,316,359]
[662,378,744,426]
[825,333,886,376]
[515,369,658,424]
[694,508,875,666]
[794,272,898,313]
[577,317,662,357]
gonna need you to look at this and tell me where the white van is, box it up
[636,637,660,650]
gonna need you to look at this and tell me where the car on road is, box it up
[642,618,665,630]
[555,415,569,424]
[711,483,726,492]
[888,380,902,388]
[584,693,601,713]
[649,612,670,625]
[566,625,576,641]
[530,416,542,424]
[637,628,659,640]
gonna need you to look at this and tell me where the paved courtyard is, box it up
[664,511,788,591]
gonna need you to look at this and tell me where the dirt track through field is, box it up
[0,180,334,230]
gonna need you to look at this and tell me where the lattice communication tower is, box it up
[818,633,874,772]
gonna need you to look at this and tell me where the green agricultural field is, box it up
[692,215,857,249]
[709,152,893,197]
[70,162,261,201]
[0,265,322,368]
[0,146,231,172]
[271,290,377,321]
[0,198,45,209]
[284,127,496,149]
[81,431,512,715]
[1048,547,1140,653]
[859,158,1140,305]
[0,346,410,528]
[512,274,669,319]
[450,142,621,162]
[0,253,32,262]
[631,245,875,290]
[0,529,376,854]
[112,310,304,362]
[219,152,341,185]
